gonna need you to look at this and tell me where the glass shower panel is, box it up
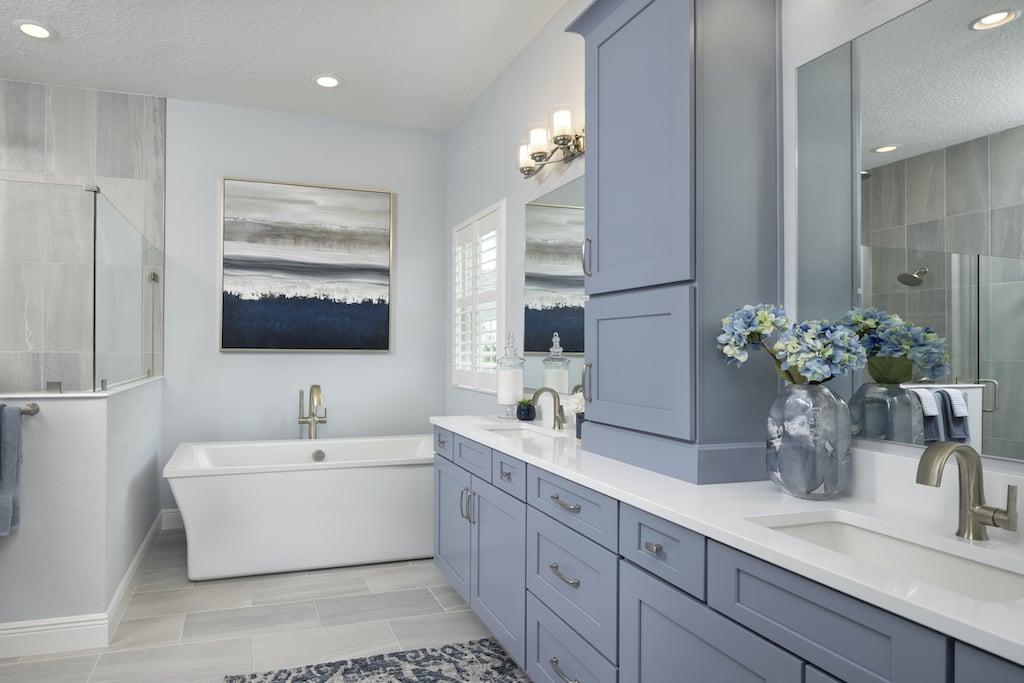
[979,255,1024,460]
[0,180,95,392]
[859,245,979,384]
[94,194,151,390]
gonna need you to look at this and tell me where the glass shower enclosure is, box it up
[0,179,161,393]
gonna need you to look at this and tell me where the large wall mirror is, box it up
[522,176,585,392]
[797,0,1024,461]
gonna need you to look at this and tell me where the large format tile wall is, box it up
[0,78,165,391]
[861,122,1024,458]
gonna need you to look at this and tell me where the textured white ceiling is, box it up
[0,0,570,130]
[858,0,1024,167]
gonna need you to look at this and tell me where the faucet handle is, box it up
[977,485,1018,533]
[998,485,1018,532]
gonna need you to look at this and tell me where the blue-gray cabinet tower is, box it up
[571,0,781,483]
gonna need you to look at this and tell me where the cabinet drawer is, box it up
[707,542,949,683]
[492,450,526,501]
[619,503,705,600]
[433,427,453,460]
[526,592,618,683]
[527,506,618,659]
[452,436,490,479]
[527,465,618,551]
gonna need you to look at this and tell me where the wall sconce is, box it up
[517,107,585,179]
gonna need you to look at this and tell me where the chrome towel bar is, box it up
[20,403,40,416]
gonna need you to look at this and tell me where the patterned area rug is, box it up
[223,638,530,682]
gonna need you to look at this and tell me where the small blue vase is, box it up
[516,404,536,421]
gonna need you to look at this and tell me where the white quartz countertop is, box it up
[430,414,1024,666]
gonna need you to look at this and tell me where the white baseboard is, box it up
[160,508,183,530]
[0,510,175,659]
[105,514,164,642]
[0,614,108,659]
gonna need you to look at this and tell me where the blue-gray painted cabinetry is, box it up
[434,428,1022,680]
[432,441,526,666]
[619,561,803,682]
[569,0,781,484]
[955,642,1024,681]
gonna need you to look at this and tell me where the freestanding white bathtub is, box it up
[163,434,434,580]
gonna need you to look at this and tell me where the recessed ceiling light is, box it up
[314,74,340,88]
[971,10,1018,30]
[872,144,901,153]
[14,19,57,39]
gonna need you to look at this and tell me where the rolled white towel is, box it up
[937,388,969,417]
[911,388,939,416]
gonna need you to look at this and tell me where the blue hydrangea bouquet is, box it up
[717,304,867,384]
[838,307,949,384]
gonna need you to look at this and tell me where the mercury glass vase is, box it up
[849,383,924,444]
[766,383,852,500]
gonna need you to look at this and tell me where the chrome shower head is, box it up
[897,267,929,286]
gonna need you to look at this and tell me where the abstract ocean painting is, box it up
[524,203,585,353]
[221,179,392,350]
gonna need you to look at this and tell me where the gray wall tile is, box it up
[44,86,97,176]
[864,160,905,230]
[97,176,145,234]
[0,352,42,392]
[144,97,166,182]
[0,80,45,172]
[946,136,989,217]
[44,352,93,392]
[42,263,93,352]
[946,211,989,255]
[990,204,1024,259]
[987,281,1024,361]
[863,224,905,249]
[97,92,147,179]
[990,124,1024,209]
[867,244,908,296]
[905,149,944,224]
[907,219,944,252]
[0,262,43,352]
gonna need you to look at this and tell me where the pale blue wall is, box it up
[162,99,447,508]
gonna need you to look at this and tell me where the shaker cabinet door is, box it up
[620,561,802,683]
[471,477,527,666]
[433,455,472,602]
[584,283,695,439]
[582,0,695,295]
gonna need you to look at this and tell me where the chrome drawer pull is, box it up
[458,487,469,520]
[581,236,593,277]
[644,541,663,554]
[467,492,476,525]
[550,493,581,512]
[550,657,579,683]
[549,562,581,587]
[582,362,593,403]
[500,468,512,481]
[436,434,447,448]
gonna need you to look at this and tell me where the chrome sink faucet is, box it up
[916,442,1018,541]
[532,387,565,432]
[298,384,327,439]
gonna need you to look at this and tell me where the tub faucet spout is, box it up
[298,384,328,439]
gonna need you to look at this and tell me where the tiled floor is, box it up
[0,529,489,683]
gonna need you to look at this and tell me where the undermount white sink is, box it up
[749,510,1024,602]
[484,423,572,441]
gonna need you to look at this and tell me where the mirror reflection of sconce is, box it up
[517,107,585,179]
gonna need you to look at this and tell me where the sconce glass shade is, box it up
[528,124,551,162]
[517,142,536,174]
[550,107,574,146]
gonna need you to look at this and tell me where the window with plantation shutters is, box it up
[451,200,506,392]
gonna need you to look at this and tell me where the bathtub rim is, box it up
[163,433,433,479]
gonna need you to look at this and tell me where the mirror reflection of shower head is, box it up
[897,267,929,286]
